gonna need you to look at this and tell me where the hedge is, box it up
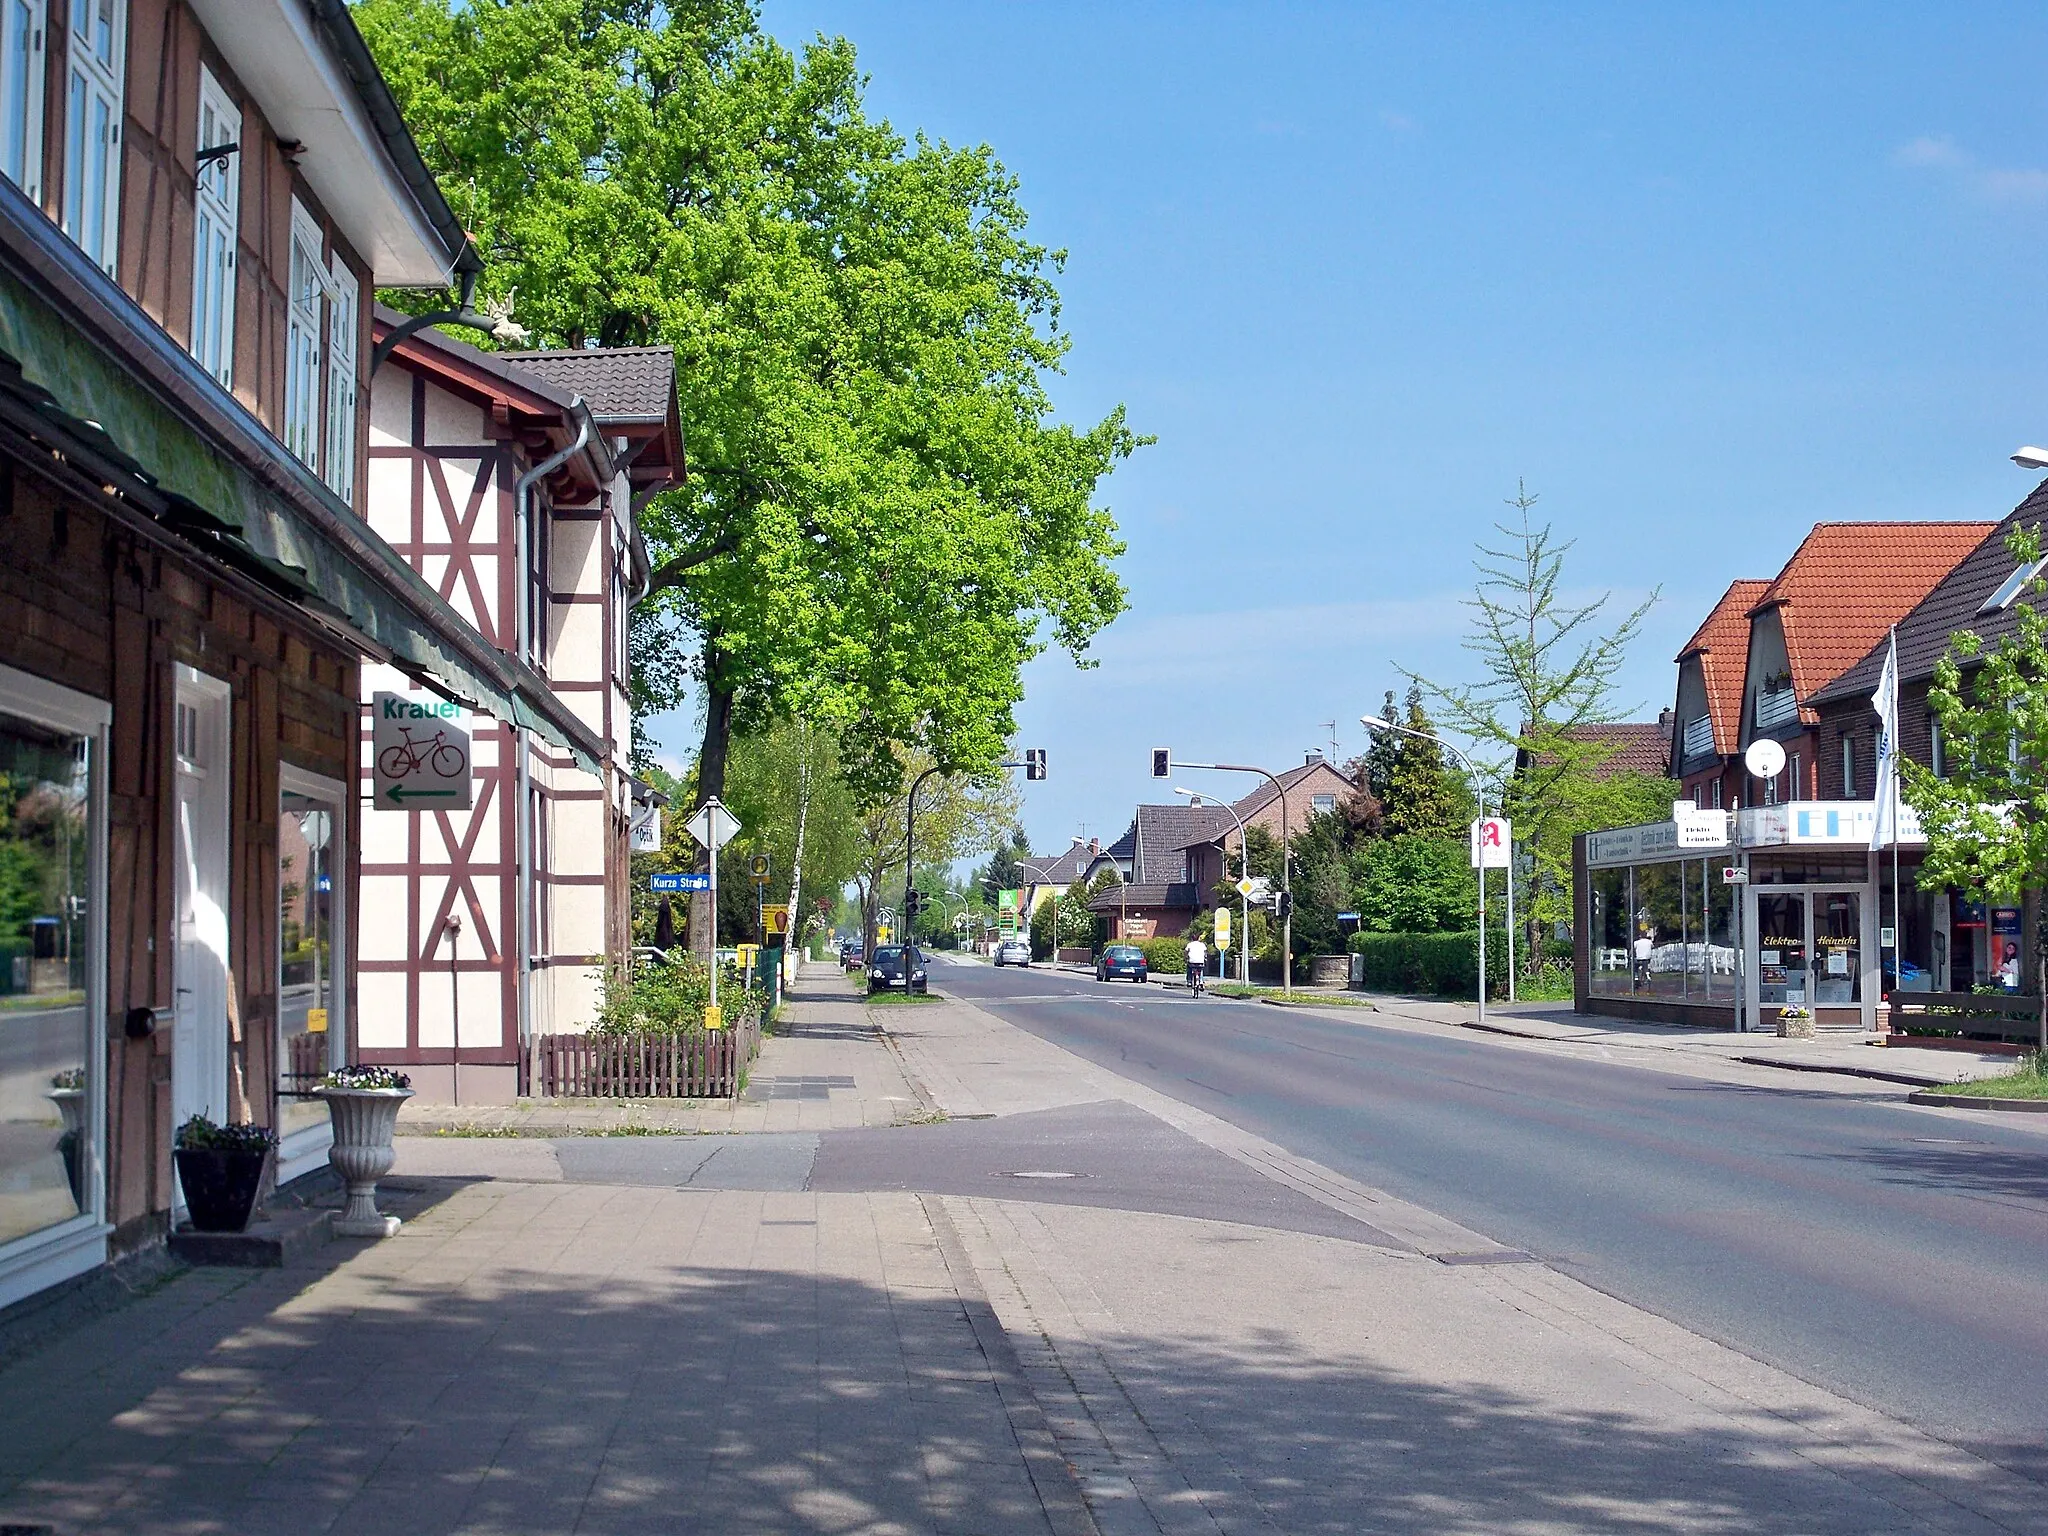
[1138,938,1188,974]
[1348,929,1510,999]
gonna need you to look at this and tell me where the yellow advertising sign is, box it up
[1214,908,1232,952]
[306,1007,328,1034]
[704,1004,724,1031]
[763,904,790,936]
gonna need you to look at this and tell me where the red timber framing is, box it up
[361,316,679,1102]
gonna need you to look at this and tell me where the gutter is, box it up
[305,0,477,281]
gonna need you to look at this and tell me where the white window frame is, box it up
[323,253,358,502]
[189,66,238,388]
[283,202,328,471]
[61,0,122,275]
[0,661,110,1312]
[0,0,46,200]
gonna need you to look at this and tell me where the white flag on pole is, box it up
[1869,627,1899,849]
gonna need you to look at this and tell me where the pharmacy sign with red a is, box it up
[1469,816,1512,870]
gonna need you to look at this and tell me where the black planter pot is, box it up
[173,1147,271,1233]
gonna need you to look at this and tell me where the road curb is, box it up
[1905,1090,2048,1112]
[1733,1056,1944,1089]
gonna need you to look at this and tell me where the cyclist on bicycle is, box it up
[1184,936,1207,994]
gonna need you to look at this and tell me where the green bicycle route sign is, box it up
[371,690,475,812]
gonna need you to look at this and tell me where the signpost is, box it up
[683,797,743,1026]
[1214,906,1231,955]
[371,691,473,810]
[649,872,710,893]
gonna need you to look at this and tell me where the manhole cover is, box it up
[1429,1250,1540,1266]
[998,1170,1086,1180]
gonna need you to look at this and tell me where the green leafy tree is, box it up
[1408,483,1668,975]
[848,748,1019,955]
[1287,811,1351,959]
[1903,523,2048,1045]
[358,0,1139,821]
[1380,686,1472,838]
[1029,890,1057,960]
[1353,836,1474,934]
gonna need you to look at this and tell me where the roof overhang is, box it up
[188,0,461,285]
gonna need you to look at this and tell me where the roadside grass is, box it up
[864,990,941,1006]
[1210,985,1378,1009]
[1926,1050,2048,1099]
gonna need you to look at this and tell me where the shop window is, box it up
[61,0,122,275]
[324,256,358,502]
[278,775,343,1149]
[283,203,326,472]
[190,69,238,389]
[1632,862,1683,1001]
[0,0,45,200]
[0,666,105,1257]
[1588,866,1630,997]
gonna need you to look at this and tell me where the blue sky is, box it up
[646,1,2048,856]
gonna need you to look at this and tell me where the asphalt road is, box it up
[931,956,2048,1485]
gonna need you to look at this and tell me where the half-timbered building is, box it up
[360,316,682,1102]
[0,2,596,1311]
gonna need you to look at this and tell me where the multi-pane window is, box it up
[61,0,121,274]
[323,255,358,501]
[0,0,44,199]
[283,206,326,470]
[190,69,238,388]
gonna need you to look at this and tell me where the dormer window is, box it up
[1979,557,2048,615]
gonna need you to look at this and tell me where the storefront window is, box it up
[1632,862,1684,999]
[1878,867,1934,994]
[0,703,95,1247]
[1704,863,1737,1000]
[1752,856,1867,885]
[1757,892,1808,1008]
[1589,866,1631,996]
[279,783,341,1139]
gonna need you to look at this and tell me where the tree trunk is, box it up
[690,670,736,969]
[783,737,812,983]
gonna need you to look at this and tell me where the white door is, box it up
[171,669,231,1170]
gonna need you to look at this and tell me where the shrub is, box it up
[588,953,763,1036]
[1139,937,1187,974]
[174,1115,278,1152]
[1349,929,1510,998]
[1029,894,1056,960]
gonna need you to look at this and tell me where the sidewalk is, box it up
[395,969,934,1136]
[5,961,2046,1534]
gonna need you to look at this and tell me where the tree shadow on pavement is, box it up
[0,1181,2034,1534]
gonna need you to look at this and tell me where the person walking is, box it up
[1184,935,1208,995]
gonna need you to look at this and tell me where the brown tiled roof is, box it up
[1086,881,1201,914]
[497,346,677,423]
[1134,804,1231,884]
[1678,580,1772,757]
[1569,723,1669,778]
[1749,522,1995,717]
[1811,484,2048,705]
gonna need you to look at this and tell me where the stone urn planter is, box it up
[315,1067,414,1238]
[46,1074,86,1208]
[172,1116,279,1233]
[1775,1006,1816,1040]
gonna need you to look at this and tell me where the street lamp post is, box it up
[1361,714,1493,1026]
[1174,788,1251,985]
[1173,760,1293,992]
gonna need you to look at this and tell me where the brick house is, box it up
[1670,580,1771,811]
[0,2,571,1308]
[1806,489,2048,996]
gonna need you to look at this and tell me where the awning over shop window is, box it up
[0,265,599,774]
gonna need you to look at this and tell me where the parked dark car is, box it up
[1095,945,1149,983]
[840,940,865,970]
[867,945,927,994]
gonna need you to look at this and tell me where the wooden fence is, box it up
[531,1014,762,1098]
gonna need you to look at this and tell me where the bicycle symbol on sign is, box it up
[377,726,468,782]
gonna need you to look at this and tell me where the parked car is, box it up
[1095,945,1148,983]
[868,945,927,994]
[994,938,1031,967]
[841,940,865,970]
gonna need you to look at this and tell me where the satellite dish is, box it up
[1744,739,1787,780]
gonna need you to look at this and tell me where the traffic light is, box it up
[904,889,924,920]
[1025,748,1046,781]
[1150,748,1171,778]
[1275,890,1294,922]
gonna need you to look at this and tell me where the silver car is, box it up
[994,939,1031,967]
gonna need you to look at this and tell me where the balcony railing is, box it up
[1754,686,1800,733]
[1681,714,1714,763]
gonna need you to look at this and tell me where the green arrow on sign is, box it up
[385,784,459,804]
